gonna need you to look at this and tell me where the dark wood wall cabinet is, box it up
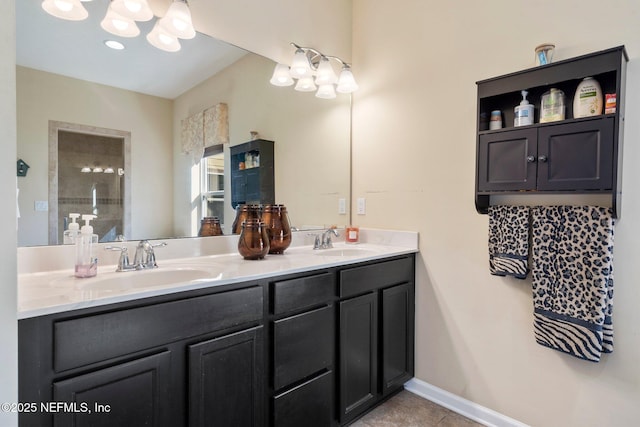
[19,254,415,427]
[475,46,628,218]
[230,139,275,208]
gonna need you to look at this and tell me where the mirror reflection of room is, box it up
[57,130,125,244]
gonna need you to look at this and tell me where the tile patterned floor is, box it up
[351,390,484,427]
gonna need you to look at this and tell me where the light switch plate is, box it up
[338,198,346,215]
[34,200,48,212]
[357,198,366,215]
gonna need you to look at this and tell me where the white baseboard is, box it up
[404,378,530,427]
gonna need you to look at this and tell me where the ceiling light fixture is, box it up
[92,167,104,173]
[146,21,181,52]
[159,0,196,40]
[41,0,88,21]
[42,0,196,53]
[270,42,358,99]
[101,4,140,38]
[81,166,92,173]
[104,166,115,174]
[110,0,153,22]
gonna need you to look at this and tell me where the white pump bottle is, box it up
[75,214,98,278]
[63,213,81,245]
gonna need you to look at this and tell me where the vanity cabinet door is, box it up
[188,326,264,427]
[52,351,173,427]
[339,292,378,423]
[381,283,414,396]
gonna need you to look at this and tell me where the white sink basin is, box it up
[75,267,215,291]
[314,247,378,257]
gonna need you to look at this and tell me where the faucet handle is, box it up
[105,245,132,271]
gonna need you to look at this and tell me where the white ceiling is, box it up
[16,0,248,99]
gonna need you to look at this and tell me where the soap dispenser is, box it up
[75,214,98,278]
[63,213,81,245]
[514,90,534,126]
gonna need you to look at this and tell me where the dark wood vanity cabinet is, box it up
[338,257,415,424]
[475,46,627,217]
[270,272,336,427]
[19,254,415,427]
[18,285,265,427]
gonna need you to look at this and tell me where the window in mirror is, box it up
[201,145,225,226]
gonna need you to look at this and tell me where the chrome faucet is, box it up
[133,240,167,269]
[314,228,339,250]
[105,240,167,272]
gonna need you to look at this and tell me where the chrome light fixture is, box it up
[146,21,181,52]
[110,0,153,22]
[41,0,88,21]
[159,0,196,40]
[42,0,196,53]
[270,43,358,100]
[101,3,140,38]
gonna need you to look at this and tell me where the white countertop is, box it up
[18,229,418,319]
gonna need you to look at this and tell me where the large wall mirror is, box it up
[16,0,351,246]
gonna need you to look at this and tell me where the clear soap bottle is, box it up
[75,214,98,278]
[63,213,81,244]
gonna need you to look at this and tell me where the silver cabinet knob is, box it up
[527,155,536,163]
[538,155,548,163]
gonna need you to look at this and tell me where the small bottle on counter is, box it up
[346,226,360,243]
[75,214,98,278]
[63,213,81,245]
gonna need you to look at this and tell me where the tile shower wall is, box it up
[58,131,124,242]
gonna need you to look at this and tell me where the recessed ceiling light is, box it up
[104,40,125,50]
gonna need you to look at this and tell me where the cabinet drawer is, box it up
[340,257,413,298]
[273,272,335,314]
[53,286,263,372]
[273,370,333,427]
[273,305,334,390]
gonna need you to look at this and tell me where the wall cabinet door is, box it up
[188,327,264,427]
[52,351,173,427]
[478,128,538,191]
[537,118,614,191]
[478,118,614,193]
[381,283,414,396]
[339,293,378,423]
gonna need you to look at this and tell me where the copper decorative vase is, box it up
[232,204,261,235]
[262,204,292,254]
[198,217,223,237]
[237,219,270,260]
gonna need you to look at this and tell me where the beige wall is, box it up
[172,53,351,235]
[352,0,640,425]
[16,67,174,245]
[191,0,352,67]
[0,2,17,425]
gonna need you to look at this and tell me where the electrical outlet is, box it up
[34,200,48,212]
[357,198,366,215]
[338,198,346,215]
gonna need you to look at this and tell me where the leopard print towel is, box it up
[531,206,614,362]
[488,206,530,279]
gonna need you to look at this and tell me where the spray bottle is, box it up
[75,214,98,278]
[63,213,81,245]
